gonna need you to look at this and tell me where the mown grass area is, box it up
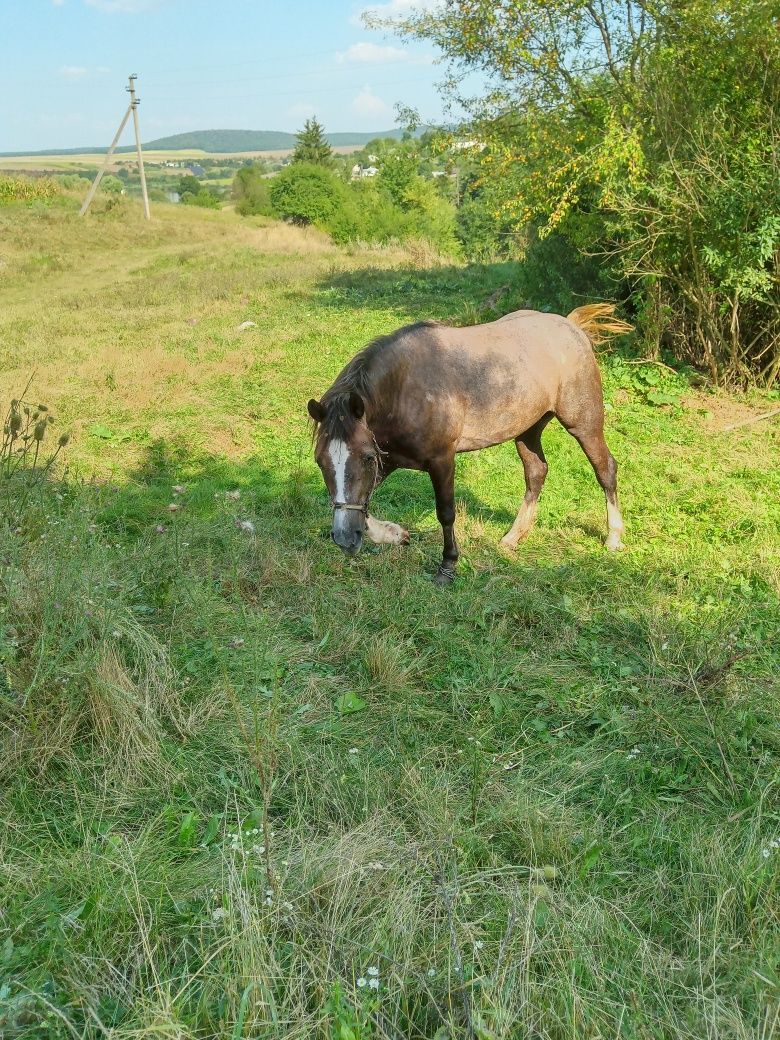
[1,201,779,1039]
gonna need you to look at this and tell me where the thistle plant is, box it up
[1,383,69,483]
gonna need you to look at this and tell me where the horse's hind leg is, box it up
[564,424,625,550]
[501,414,552,550]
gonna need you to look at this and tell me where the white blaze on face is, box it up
[328,439,352,537]
[328,439,350,501]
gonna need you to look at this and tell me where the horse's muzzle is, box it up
[332,505,366,556]
[332,528,363,556]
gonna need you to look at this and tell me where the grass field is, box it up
[1,199,779,1039]
[0,145,358,175]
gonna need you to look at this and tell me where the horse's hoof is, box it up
[606,535,624,551]
[499,535,518,551]
[433,566,456,585]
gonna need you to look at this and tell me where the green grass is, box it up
[1,200,779,1039]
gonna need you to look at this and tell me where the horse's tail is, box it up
[567,303,632,347]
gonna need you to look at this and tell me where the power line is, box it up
[142,57,435,91]
[6,46,434,92]
[152,75,436,104]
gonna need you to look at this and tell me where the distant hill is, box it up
[0,127,422,159]
[143,128,414,152]
[143,129,296,152]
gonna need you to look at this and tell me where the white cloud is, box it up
[337,42,409,64]
[351,85,393,120]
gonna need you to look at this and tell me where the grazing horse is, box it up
[308,304,631,583]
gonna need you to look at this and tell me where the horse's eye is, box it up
[362,452,376,465]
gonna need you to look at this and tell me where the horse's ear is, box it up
[307,398,325,423]
[349,391,365,419]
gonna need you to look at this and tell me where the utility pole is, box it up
[79,99,132,216]
[80,74,150,219]
[128,74,150,220]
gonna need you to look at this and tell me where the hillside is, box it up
[144,128,412,152]
[143,129,297,152]
[0,127,415,159]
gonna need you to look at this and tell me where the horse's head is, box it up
[307,391,379,556]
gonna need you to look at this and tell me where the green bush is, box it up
[181,189,221,210]
[269,163,344,226]
[58,174,91,192]
[389,0,780,382]
[101,175,123,196]
[232,164,274,216]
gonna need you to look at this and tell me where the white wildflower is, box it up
[211,907,227,921]
[367,966,379,977]
[357,977,367,988]
[368,978,379,990]
[235,519,255,534]
[225,489,241,500]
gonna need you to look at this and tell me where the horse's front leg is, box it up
[428,454,459,584]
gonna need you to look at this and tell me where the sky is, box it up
[0,0,466,152]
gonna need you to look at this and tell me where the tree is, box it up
[377,149,418,208]
[232,163,273,216]
[269,162,343,225]
[379,0,780,383]
[292,118,334,167]
[178,174,201,197]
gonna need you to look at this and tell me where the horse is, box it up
[307,304,631,584]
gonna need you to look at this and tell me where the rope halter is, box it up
[331,500,368,516]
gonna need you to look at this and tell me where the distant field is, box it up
[0,199,778,1039]
[0,144,359,174]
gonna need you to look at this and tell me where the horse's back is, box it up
[439,309,594,372]
[432,310,602,449]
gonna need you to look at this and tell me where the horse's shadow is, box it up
[369,467,518,529]
[107,438,518,541]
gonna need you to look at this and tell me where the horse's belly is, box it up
[456,400,547,452]
[456,413,531,452]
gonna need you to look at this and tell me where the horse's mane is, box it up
[316,320,444,440]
